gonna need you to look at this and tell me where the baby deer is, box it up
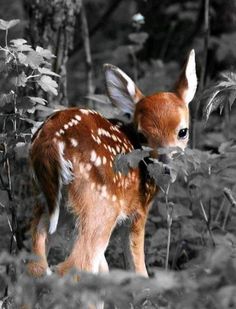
[27,50,197,277]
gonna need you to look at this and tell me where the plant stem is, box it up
[5,29,8,48]
[80,0,94,108]
[200,200,215,246]
[192,0,210,148]
[165,184,173,270]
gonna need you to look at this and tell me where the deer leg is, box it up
[129,213,148,277]
[27,204,50,277]
[99,255,109,273]
[56,206,117,276]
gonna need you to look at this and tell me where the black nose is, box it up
[164,165,170,175]
[158,154,169,164]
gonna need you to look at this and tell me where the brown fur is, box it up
[28,54,195,277]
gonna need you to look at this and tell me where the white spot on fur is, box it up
[68,121,73,127]
[102,156,107,165]
[86,163,92,171]
[95,156,102,167]
[64,124,69,130]
[70,138,78,147]
[72,119,78,125]
[80,109,90,115]
[111,134,118,141]
[111,195,117,202]
[92,134,101,144]
[98,128,111,137]
[58,142,73,185]
[59,129,64,135]
[55,131,60,137]
[90,150,97,162]
[75,115,81,121]
[101,185,107,199]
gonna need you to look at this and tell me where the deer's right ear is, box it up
[104,64,144,115]
[175,49,197,105]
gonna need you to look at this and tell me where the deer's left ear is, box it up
[104,64,144,115]
[175,49,197,104]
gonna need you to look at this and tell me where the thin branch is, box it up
[165,184,173,270]
[200,0,210,91]
[200,200,215,246]
[80,0,94,107]
[192,0,210,148]
[223,187,236,208]
[214,197,226,222]
[70,0,124,57]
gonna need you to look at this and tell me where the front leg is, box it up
[129,213,148,277]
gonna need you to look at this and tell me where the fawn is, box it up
[27,50,197,277]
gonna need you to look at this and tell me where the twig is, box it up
[214,197,226,223]
[223,187,236,208]
[129,46,138,84]
[192,0,210,148]
[70,0,124,57]
[165,184,173,270]
[222,203,231,231]
[200,200,215,246]
[200,0,210,90]
[80,0,94,108]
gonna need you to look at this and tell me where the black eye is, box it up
[178,128,188,139]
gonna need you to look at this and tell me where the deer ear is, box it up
[104,64,144,115]
[175,49,197,104]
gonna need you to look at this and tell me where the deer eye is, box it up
[178,128,188,139]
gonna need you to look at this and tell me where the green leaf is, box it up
[147,162,171,191]
[0,19,20,30]
[28,96,47,105]
[10,39,33,52]
[18,51,44,68]
[37,75,58,95]
[36,46,55,59]
[38,67,60,77]
[26,51,44,69]
[126,149,149,168]
[18,53,28,66]
[10,38,27,45]
[16,72,27,87]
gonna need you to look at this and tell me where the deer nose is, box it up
[158,154,170,175]
[164,165,170,175]
[158,154,169,164]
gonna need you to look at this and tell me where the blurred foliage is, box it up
[1,246,236,308]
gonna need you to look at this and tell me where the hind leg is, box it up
[99,255,109,273]
[56,201,117,276]
[27,204,50,277]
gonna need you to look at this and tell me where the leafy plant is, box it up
[0,18,60,301]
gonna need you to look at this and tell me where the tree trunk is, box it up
[23,0,81,106]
